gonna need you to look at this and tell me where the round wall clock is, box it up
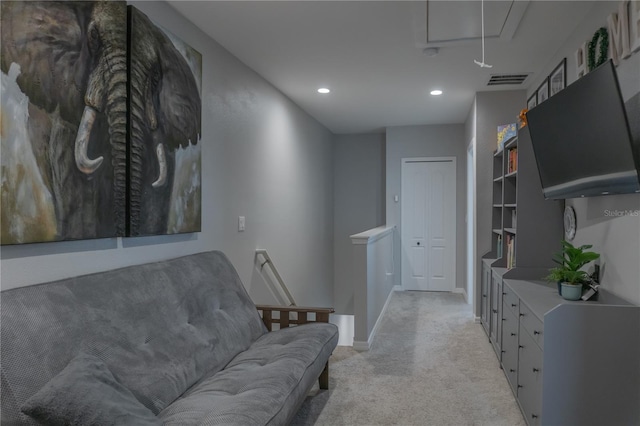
[564,206,576,241]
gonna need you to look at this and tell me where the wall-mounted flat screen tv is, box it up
[527,60,640,199]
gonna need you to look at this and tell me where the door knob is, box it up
[417,242,420,246]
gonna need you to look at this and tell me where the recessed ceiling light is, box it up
[318,88,330,94]
[430,90,443,96]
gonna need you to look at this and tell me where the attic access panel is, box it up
[414,0,530,47]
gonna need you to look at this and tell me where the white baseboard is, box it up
[353,285,400,352]
[353,341,370,351]
[453,287,470,303]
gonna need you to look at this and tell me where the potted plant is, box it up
[546,240,600,300]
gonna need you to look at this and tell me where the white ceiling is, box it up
[168,1,597,134]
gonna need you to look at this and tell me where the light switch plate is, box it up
[238,216,245,232]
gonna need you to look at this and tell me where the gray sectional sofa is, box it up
[1,251,338,425]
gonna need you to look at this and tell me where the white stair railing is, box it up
[255,249,296,307]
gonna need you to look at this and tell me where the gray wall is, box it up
[333,134,385,314]
[473,91,527,314]
[0,1,335,308]
[526,1,640,304]
[385,124,467,291]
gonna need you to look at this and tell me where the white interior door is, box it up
[401,158,456,292]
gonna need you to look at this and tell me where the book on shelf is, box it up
[511,210,517,228]
[505,234,516,269]
[497,235,502,258]
[507,148,518,173]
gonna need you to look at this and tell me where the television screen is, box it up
[526,60,640,199]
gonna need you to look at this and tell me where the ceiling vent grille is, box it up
[487,73,530,86]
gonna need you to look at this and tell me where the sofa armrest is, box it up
[255,305,334,331]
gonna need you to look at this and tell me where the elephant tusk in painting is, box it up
[152,143,168,188]
[74,106,104,174]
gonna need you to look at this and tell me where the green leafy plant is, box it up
[546,240,600,286]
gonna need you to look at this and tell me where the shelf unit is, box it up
[484,128,563,271]
[481,125,565,424]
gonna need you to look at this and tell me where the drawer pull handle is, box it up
[519,345,524,349]
[533,368,539,373]
[510,333,516,336]
[509,369,516,373]
[519,313,524,317]
[533,330,541,335]
[501,350,506,353]
[493,309,497,313]
[532,414,538,419]
[483,295,487,298]
[518,385,523,389]
[502,292,507,295]
[511,303,517,307]
[502,318,506,321]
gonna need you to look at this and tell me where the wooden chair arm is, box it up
[255,305,334,331]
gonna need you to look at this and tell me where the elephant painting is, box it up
[1,1,127,244]
[128,7,202,236]
[0,3,202,244]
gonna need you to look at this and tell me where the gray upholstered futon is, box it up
[1,251,338,425]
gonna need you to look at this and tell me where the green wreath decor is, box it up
[588,27,609,71]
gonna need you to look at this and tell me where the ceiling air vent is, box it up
[487,73,530,86]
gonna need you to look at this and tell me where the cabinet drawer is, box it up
[518,330,543,425]
[519,302,544,349]
[502,283,519,317]
[501,303,519,393]
[481,264,490,336]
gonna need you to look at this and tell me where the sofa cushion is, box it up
[21,353,160,426]
[1,251,267,424]
[158,322,339,425]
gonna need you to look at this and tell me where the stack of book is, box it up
[507,148,518,173]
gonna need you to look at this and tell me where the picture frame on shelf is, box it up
[537,79,549,104]
[527,93,537,110]
[549,58,567,96]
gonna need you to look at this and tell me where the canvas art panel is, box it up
[1,1,127,244]
[527,93,538,110]
[128,7,202,237]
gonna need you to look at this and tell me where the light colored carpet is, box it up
[291,291,526,426]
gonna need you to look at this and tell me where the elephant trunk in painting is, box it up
[128,63,148,234]
[79,2,128,235]
[104,49,128,236]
